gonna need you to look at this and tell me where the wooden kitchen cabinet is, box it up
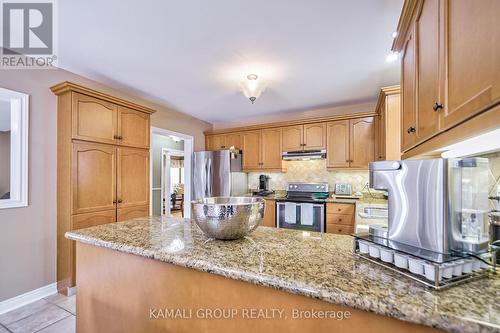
[225,133,242,149]
[326,120,350,168]
[261,199,276,227]
[375,86,401,160]
[327,118,374,169]
[52,81,155,294]
[282,123,326,151]
[326,203,355,235]
[242,130,261,170]
[118,106,150,149]
[282,125,303,151]
[117,148,150,209]
[206,133,242,150]
[242,129,284,172]
[349,117,375,168]
[72,92,118,145]
[117,205,150,222]
[72,142,117,215]
[394,0,500,156]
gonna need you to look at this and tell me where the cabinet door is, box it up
[415,0,441,143]
[117,205,149,222]
[225,133,242,150]
[326,120,349,168]
[72,93,118,145]
[374,113,384,161]
[440,0,500,129]
[205,136,215,150]
[118,106,150,149]
[379,110,387,160]
[401,28,417,151]
[303,123,326,150]
[72,142,116,214]
[117,148,150,209]
[72,210,116,230]
[349,117,375,169]
[261,128,282,169]
[242,131,261,170]
[282,125,303,151]
[261,199,276,227]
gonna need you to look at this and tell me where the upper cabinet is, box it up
[206,133,242,150]
[326,117,375,169]
[394,0,500,156]
[282,124,326,151]
[242,129,284,172]
[71,92,152,148]
[375,86,401,161]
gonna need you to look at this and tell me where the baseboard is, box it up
[0,283,57,315]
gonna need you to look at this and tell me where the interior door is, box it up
[440,0,500,129]
[72,92,118,145]
[303,123,326,150]
[349,117,375,169]
[282,125,303,151]
[415,0,441,143]
[401,28,417,151]
[326,120,349,168]
[261,128,282,169]
[242,130,261,170]
[118,106,150,149]
[117,148,150,209]
[72,142,116,214]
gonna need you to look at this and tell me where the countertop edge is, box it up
[65,229,494,333]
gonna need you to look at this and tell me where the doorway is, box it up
[150,127,194,218]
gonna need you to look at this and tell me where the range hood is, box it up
[282,149,326,161]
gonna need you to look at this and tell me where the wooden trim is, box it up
[76,242,443,333]
[392,0,421,51]
[402,101,500,159]
[374,85,400,115]
[50,81,156,114]
[205,111,377,135]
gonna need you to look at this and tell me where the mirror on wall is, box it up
[0,88,29,209]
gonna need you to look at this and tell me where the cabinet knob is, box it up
[113,200,117,204]
[432,102,444,111]
[407,126,416,134]
[117,199,123,204]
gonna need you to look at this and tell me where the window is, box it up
[0,88,29,209]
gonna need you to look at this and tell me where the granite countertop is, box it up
[66,217,499,333]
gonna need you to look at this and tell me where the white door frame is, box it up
[161,147,184,216]
[150,127,194,218]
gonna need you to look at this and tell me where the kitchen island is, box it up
[66,216,499,333]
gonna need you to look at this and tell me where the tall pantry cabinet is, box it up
[51,82,155,294]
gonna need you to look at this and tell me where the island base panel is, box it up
[76,243,442,333]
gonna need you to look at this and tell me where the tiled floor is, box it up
[0,294,75,333]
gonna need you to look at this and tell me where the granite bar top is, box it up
[66,217,499,333]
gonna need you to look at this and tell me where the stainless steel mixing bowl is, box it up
[191,197,265,240]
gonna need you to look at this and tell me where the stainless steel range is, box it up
[276,183,329,233]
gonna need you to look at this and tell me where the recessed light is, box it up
[391,31,398,38]
[385,52,399,63]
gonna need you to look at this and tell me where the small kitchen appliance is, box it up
[254,175,274,196]
[276,183,329,233]
[334,183,353,196]
[351,157,496,289]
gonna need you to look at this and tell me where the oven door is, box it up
[276,201,325,233]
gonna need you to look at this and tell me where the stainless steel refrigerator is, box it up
[193,150,248,200]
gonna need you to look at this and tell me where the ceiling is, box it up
[58,0,403,123]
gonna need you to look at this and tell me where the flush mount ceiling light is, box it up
[240,74,266,104]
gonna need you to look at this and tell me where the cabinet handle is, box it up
[113,135,119,140]
[221,145,226,148]
[345,160,349,163]
[117,199,123,204]
[113,200,117,204]
[432,102,444,111]
[407,127,416,134]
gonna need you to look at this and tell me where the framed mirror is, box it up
[0,88,29,209]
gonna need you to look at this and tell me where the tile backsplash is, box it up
[248,160,369,193]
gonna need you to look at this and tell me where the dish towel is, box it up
[300,203,314,226]
[284,202,297,224]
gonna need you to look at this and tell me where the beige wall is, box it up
[0,69,212,301]
[212,100,376,130]
[0,131,10,197]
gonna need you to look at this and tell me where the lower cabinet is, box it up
[117,205,150,222]
[260,199,276,227]
[72,210,116,230]
[326,203,355,235]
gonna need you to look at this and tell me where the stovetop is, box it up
[277,182,330,203]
